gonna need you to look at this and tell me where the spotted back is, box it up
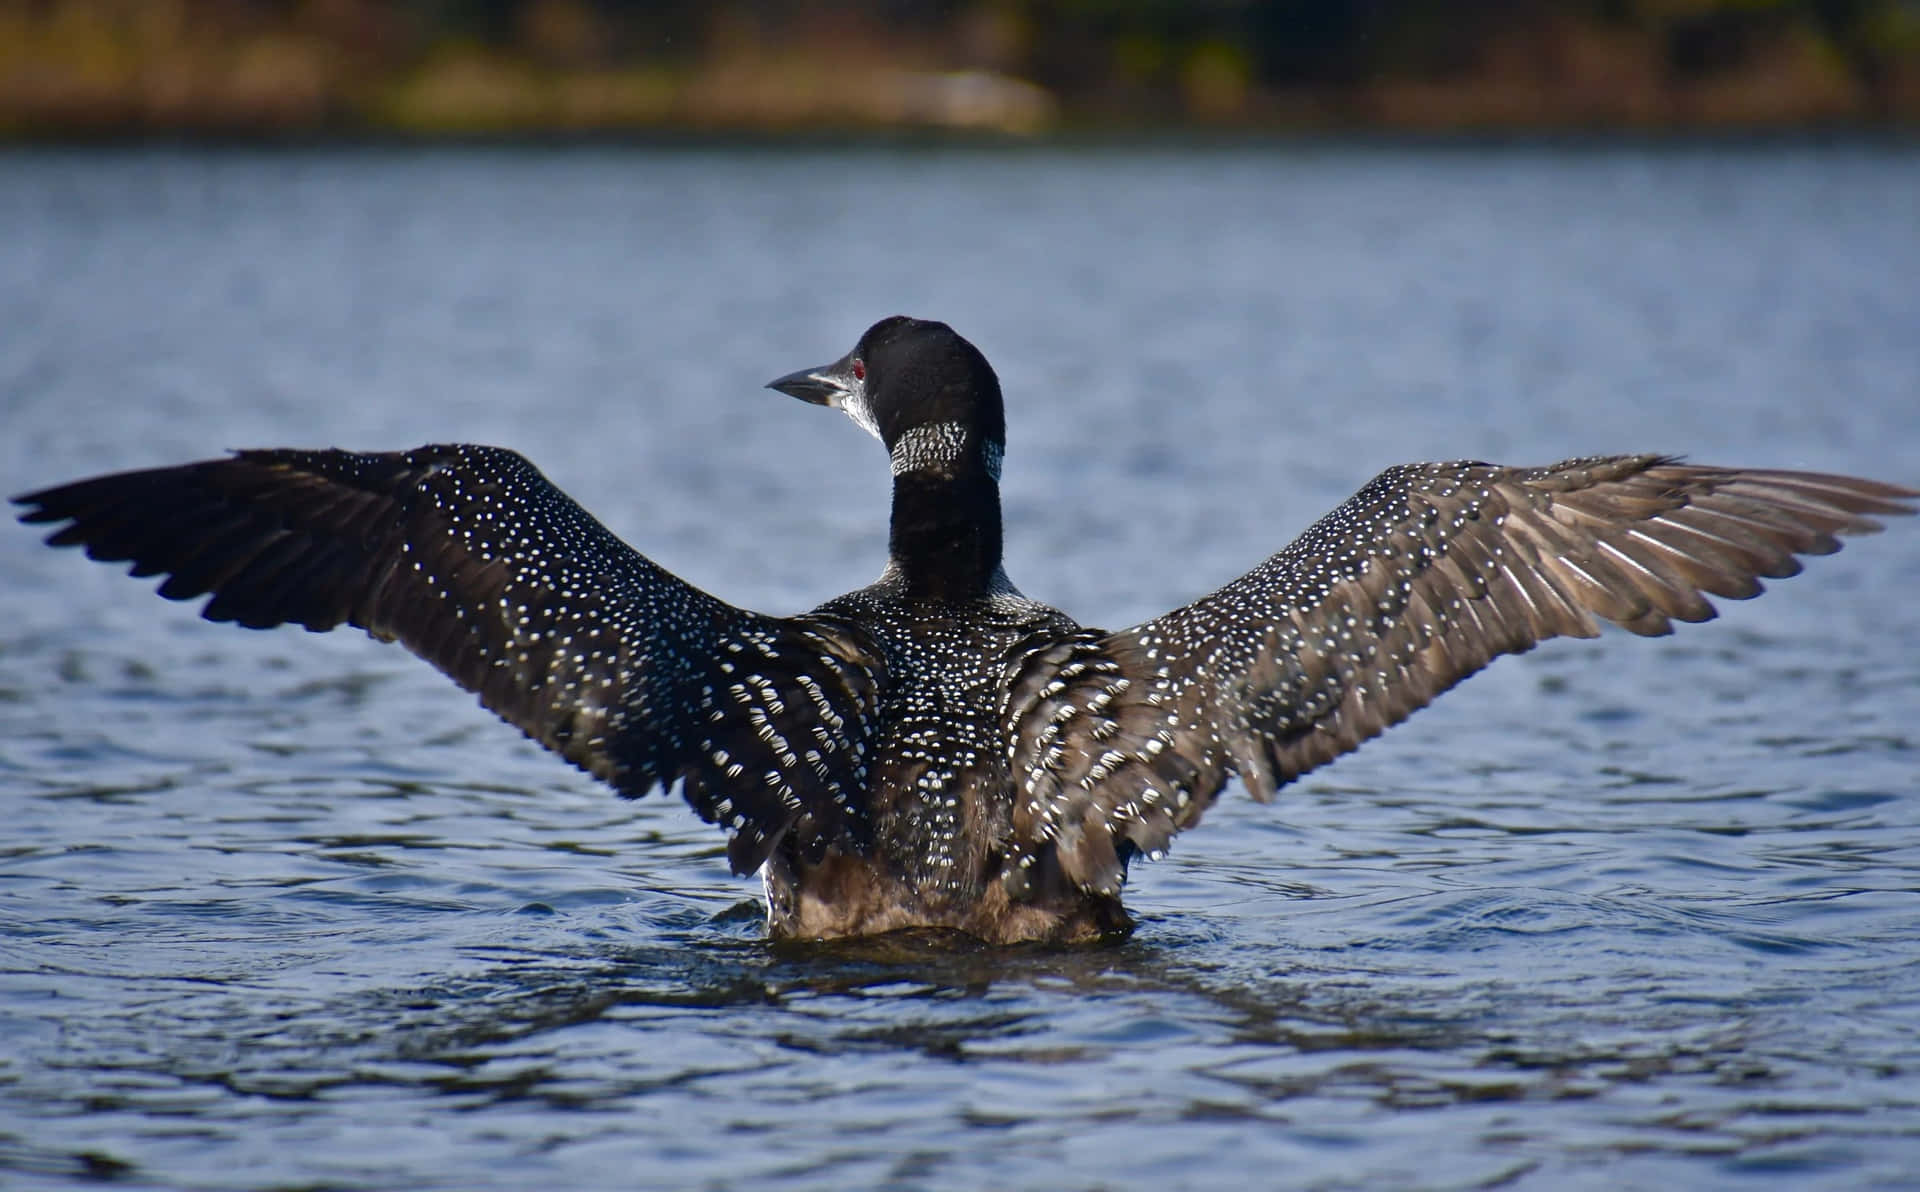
[814,580,1079,904]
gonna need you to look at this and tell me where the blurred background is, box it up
[2,0,1917,138]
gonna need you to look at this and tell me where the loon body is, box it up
[16,317,1916,944]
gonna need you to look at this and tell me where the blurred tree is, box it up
[0,0,1912,134]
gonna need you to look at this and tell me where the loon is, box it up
[15,316,1917,944]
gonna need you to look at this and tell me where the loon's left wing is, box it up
[1004,457,1914,897]
[15,445,885,873]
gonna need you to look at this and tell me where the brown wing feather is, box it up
[1005,456,1914,896]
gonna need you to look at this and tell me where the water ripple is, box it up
[2,142,1918,1191]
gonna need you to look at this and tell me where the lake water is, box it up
[2,143,1918,1191]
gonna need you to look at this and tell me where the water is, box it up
[2,143,1918,1191]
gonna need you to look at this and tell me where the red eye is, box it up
[851,358,866,381]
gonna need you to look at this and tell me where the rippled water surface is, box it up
[3,144,1919,1191]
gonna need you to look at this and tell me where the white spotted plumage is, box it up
[16,318,1914,944]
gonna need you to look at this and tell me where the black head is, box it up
[767,317,1005,453]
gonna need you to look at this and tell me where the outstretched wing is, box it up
[1004,456,1915,895]
[15,445,885,872]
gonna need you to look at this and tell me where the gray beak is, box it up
[767,355,859,408]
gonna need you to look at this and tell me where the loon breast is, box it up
[15,316,1917,945]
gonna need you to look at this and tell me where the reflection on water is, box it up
[2,143,1918,1190]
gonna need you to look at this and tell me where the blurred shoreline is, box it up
[5,128,1913,153]
[3,1,1916,141]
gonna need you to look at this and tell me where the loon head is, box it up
[767,317,1005,474]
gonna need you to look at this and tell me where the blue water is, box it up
[2,143,1918,1191]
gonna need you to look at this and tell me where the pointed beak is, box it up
[767,356,858,408]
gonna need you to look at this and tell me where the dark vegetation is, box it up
[3,0,1915,136]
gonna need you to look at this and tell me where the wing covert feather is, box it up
[1005,457,1914,895]
[16,445,885,871]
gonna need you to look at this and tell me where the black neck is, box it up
[887,455,1003,602]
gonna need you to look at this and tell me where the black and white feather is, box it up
[14,444,884,874]
[15,316,1916,943]
[1002,456,1915,896]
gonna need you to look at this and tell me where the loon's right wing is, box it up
[1004,457,1914,897]
[15,445,884,873]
